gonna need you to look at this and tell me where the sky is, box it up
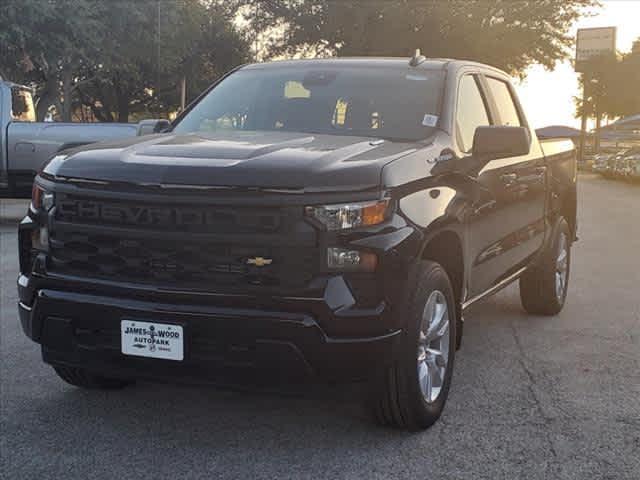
[515,0,640,129]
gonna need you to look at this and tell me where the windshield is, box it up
[173,66,445,142]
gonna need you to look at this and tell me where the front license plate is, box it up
[121,320,184,361]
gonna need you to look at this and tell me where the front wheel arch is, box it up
[420,229,465,348]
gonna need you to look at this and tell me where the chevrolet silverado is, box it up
[18,55,577,430]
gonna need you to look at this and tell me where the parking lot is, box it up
[1,173,638,479]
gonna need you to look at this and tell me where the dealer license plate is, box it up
[121,320,184,361]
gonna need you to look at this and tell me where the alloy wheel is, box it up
[417,290,450,403]
[555,232,569,302]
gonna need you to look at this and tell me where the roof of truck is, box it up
[242,57,510,77]
[243,57,453,69]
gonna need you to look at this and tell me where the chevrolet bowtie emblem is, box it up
[246,257,273,267]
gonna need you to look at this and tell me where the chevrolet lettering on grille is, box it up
[58,200,221,226]
[57,199,279,230]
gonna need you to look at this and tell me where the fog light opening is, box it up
[32,227,49,252]
[327,247,377,272]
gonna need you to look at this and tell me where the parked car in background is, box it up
[613,153,628,178]
[592,152,612,174]
[609,148,637,180]
[0,80,168,197]
[620,147,640,181]
[592,147,640,181]
[631,158,640,182]
[605,156,618,178]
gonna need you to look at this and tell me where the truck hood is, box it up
[44,131,421,192]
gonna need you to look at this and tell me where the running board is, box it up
[462,266,528,311]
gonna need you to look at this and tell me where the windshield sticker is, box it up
[422,114,439,127]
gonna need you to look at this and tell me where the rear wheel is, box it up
[519,218,571,315]
[53,365,133,389]
[370,261,456,430]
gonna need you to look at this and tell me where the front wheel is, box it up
[370,261,456,430]
[519,217,571,316]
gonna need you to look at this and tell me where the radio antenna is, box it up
[409,49,427,67]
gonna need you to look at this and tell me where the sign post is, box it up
[575,27,617,161]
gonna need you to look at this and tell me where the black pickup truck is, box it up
[18,56,577,430]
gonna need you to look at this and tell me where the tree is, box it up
[77,0,250,122]
[605,40,640,117]
[0,0,107,121]
[0,0,250,122]
[575,37,640,127]
[241,0,599,76]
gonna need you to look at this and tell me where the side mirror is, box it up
[136,119,172,136]
[472,126,531,160]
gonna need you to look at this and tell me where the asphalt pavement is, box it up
[1,174,638,479]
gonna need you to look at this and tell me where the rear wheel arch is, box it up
[561,191,577,240]
[520,216,571,315]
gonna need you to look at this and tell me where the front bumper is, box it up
[18,275,403,385]
[18,184,423,385]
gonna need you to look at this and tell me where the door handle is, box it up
[15,142,36,153]
[500,173,518,184]
[533,166,547,184]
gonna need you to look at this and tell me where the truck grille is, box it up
[49,195,318,289]
[49,230,316,288]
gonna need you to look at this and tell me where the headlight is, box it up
[305,199,390,231]
[31,184,55,211]
[30,184,53,252]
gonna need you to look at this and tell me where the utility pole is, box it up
[156,0,161,109]
[578,73,588,164]
[254,3,260,62]
[575,27,616,164]
[180,76,186,111]
[594,79,601,155]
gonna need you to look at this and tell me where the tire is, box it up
[53,365,133,389]
[519,217,571,316]
[370,260,456,430]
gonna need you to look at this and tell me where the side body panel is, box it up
[465,72,547,296]
[383,62,572,308]
[465,150,546,296]
[442,65,546,298]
